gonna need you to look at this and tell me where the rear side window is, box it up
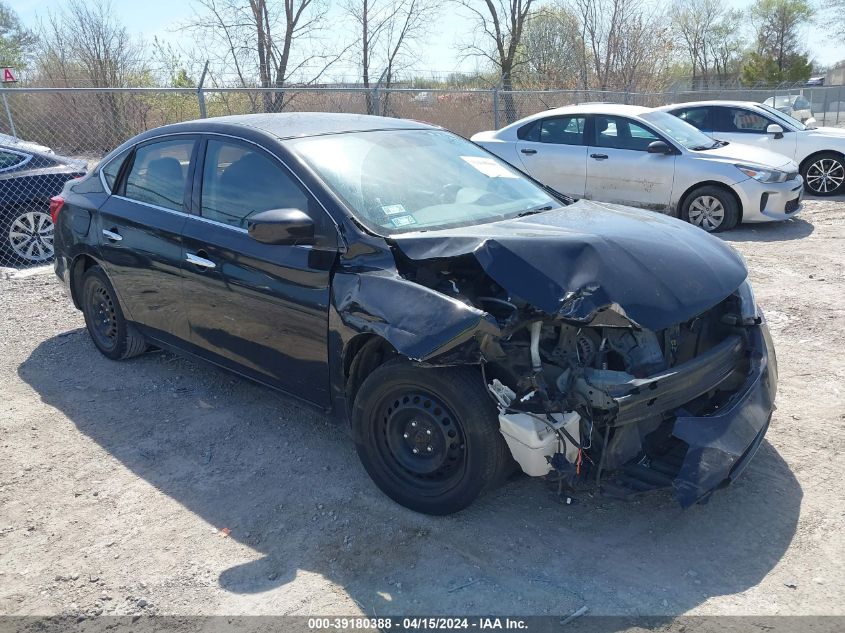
[0,149,28,171]
[101,148,131,192]
[592,116,659,151]
[517,117,586,145]
[124,139,194,212]
[673,107,712,132]
[200,139,308,229]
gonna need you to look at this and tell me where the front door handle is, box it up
[186,252,216,269]
[520,148,538,155]
[102,228,123,242]
[590,153,609,160]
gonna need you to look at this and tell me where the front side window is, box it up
[200,140,309,229]
[723,108,771,133]
[124,139,194,211]
[289,129,558,235]
[101,148,131,192]
[592,116,660,151]
[0,149,28,171]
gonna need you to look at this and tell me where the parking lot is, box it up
[0,199,843,621]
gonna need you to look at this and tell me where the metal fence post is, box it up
[372,86,380,116]
[197,60,209,119]
[0,85,17,139]
[837,87,841,125]
[821,88,828,126]
[492,86,500,129]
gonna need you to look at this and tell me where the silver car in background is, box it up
[472,104,803,232]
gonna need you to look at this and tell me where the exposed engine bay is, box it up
[393,250,758,505]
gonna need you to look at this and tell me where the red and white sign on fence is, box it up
[2,68,18,83]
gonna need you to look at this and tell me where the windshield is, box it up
[640,110,719,150]
[289,129,559,235]
[757,103,807,130]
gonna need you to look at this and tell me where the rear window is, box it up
[101,148,131,192]
[0,149,29,171]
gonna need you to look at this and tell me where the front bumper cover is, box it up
[671,323,777,506]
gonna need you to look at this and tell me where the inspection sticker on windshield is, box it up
[390,214,417,227]
[460,155,518,178]
[381,203,408,216]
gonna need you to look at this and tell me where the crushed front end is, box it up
[482,286,777,507]
[386,244,776,507]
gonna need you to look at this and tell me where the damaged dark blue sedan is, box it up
[52,113,777,515]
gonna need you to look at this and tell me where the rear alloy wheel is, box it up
[351,359,511,515]
[682,186,739,232]
[3,209,54,265]
[80,266,148,360]
[802,153,845,196]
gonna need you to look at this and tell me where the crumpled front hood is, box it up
[391,200,748,331]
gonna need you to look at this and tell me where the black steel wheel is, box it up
[80,265,147,360]
[351,358,511,514]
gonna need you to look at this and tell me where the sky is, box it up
[7,0,844,80]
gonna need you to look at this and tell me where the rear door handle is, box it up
[520,148,538,155]
[590,153,609,160]
[186,252,216,269]
[102,229,122,242]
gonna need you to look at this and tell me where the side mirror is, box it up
[647,140,673,154]
[804,117,817,127]
[248,208,315,245]
[766,124,784,139]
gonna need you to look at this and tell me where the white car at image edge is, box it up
[472,104,803,232]
[655,100,845,196]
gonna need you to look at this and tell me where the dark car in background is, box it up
[0,144,86,266]
[52,113,777,515]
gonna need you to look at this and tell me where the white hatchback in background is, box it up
[472,104,803,232]
[655,100,845,196]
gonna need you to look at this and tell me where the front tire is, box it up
[681,186,739,232]
[351,359,510,515]
[802,152,845,196]
[80,265,147,360]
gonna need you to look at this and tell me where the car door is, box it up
[710,106,798,159]
[97,136,197,343]
[584,115,676,211]
[514,115,588,198]
[180,136,338,406]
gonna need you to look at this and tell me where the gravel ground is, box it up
[0,200,843,622]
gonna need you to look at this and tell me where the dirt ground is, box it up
[1,199,843,622]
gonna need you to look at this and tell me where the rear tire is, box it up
[351,358,510,515]
[801,152,845,196]
[80,265,147,360]
[681,185,739,232]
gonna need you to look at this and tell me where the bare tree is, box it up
[671,0,741,88]
[345,0,436,113]
[33,0,149,145]
[520,6,583,88]
[572,0,673,93]
[457,0,537,123]
[185,0,347,111]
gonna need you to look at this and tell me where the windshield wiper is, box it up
[517,205,553,217]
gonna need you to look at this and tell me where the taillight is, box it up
[49,196,65,223]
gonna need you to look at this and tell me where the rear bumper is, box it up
[670,322,777,506]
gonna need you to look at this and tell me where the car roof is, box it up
[525,103,652,119]
[654,100,767,110]
[146,112,436,140]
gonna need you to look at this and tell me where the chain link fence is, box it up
[0,84,843,268]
